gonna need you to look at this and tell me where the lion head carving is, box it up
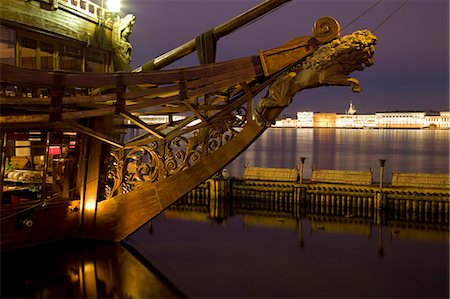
[255,29,378,126]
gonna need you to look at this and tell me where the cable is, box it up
[373,0,409,33]
[341,0,384,33]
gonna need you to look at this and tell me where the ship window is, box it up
[0,26,16,65]
[85,50,105,72]
[40,41,54,70]
[21,37,37,68]
[60,44,82,71]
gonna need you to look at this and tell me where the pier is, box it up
[182,161,449,224]
[173,176,449,242]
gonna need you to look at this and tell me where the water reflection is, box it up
[227,128,450,182]
[1,241,183,298]
[126,194,449,298]
[168,194,449,245]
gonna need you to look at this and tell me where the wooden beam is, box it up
[137,0,291,71]
[64,120,124,149]
[184,100,207,123]
[118,111,165,139]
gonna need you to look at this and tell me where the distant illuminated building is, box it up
[313,113,336,127]
[336,114,376,128]
[375,112,426,128]
[345,100,357,115]
[273,117,298,127]
[273,102,449,129]
[424,111,450,129]
[297,112,314,127]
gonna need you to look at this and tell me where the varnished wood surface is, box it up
[0,56,263,126]
[0,199,81,252]
[90,120,270,241]
[0,0,113,51]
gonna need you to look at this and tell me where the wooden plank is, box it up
[126,95,180,112]
[311,169,373,186]
[118,111,165,139]
[184,101,207,123]
[258,36,317,76]
[391,172,450,189]
[243,167,298,182]
[0,97,50,105]
[186,64,256,90]
[65,120,124,148]
[0,114,49,124]
[61,107,116,120]
[0,63,54,87]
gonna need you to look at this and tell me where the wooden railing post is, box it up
[49,72,64,122]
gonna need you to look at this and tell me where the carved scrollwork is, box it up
[103,106,248,198]
[312,16,341,44]
[164,136,202,175]
[105,143,164,198]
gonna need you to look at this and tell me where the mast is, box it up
[135,0,291,71]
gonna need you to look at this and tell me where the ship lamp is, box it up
[107,0,121,13]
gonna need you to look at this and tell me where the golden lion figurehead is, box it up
[301,29,377,75]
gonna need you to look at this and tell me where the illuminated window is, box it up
[21,37,37,68]
[0,26,16,65]
[60,44,82,71]
[40,41,54,70]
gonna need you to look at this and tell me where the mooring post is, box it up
[376,159,386,210]
[379,159,386,190]
[299,157,306,184]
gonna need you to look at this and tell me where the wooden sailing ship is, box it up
[0,0,376,251]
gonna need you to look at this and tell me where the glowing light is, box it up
[15,140,31,156]
[84,201,97,212]
[48,145,61,155]
[107,0,121,13]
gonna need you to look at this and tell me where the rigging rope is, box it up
[372,0,409,32]
[341,0,384,33]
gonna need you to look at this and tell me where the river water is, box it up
[2,128,449,298]
[124,128,449,298]
[226,128,450,181]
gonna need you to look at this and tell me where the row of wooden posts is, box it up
[180,170,449,225]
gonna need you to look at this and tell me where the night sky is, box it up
[121,0,449,114]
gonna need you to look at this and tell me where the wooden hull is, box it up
[0,199,81,251]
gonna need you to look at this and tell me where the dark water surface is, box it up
[1,241,184,298]
[2,128,449,298]
[126,208,449,298]
[124,128,449,298]
[226,128,450,181]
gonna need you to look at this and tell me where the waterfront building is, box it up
[273,102,449,129]
[297,111,314,127]
[313,113,336,127]
[424,111,450,129]
[273,117,298,128]
[375,111,427,128]
[336,114,376,128]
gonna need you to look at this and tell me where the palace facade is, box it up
[273,103,450,129]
